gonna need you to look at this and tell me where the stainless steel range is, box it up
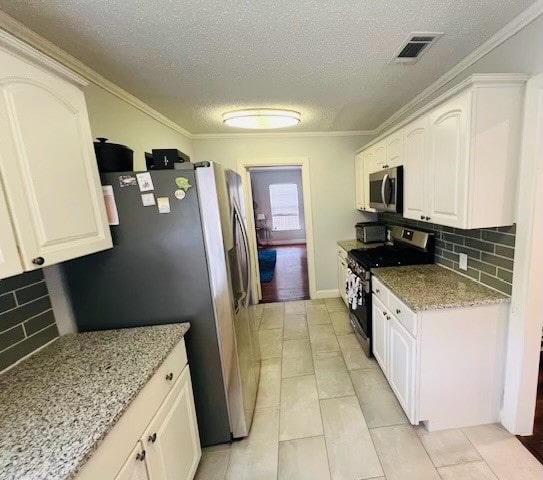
[346,226,434,356]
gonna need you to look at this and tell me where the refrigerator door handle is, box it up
[233,202,252,308]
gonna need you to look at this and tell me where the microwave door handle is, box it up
[381,174,389,209]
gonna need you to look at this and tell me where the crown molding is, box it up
[375,0,543,133]
[191,130,376,140]
[356,73,531,154]
[0,10,193,139]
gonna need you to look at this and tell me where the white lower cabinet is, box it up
[76,339,201,480]
[337,246,348,306]
[371,279,508,431]
[114,442,149,480]
[144,367,200,480]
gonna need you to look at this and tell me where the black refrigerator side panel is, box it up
[61,169,230,446]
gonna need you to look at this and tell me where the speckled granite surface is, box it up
[337,239,383,251]
[0,323,190,480]
[372,264,509,311]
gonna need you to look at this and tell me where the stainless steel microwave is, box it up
[369,166,403,212]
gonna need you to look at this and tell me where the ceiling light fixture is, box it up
[222,109,301,129]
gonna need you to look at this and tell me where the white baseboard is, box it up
[261,239,306,246]
[312,289,340,299]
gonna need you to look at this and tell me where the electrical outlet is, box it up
[459,253,468,271]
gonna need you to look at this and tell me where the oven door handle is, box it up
[381,174,389,209]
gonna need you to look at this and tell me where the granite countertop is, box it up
[0,323,190,480]
[337,239,383,251]
[372,264,510,311]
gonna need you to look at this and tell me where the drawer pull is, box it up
[136,450,146,461]
[375,289,380,293]
[396,309,401,314]
[382,310,387,315]
[32,257,45,266]
[386,315,391,321]
[165,372,174,381]
[148,433,157,443]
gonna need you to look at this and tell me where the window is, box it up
[269,183,300,231]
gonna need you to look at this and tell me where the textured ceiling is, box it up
[0,1,535,133]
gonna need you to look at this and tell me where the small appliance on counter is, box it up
[93,137,134,172]
[355,222,387,244]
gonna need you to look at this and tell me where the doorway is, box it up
[249,167,309,303]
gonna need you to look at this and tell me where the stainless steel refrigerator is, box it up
[60,162,260,446]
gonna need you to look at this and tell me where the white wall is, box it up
[192,135,374,293]
[250,168,306,244]
[84,84,193,170]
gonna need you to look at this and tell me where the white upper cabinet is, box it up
[0,38,112,277]
[358,74,527,228]
[426,93,470,228]
[0,181,23,278]
[354,152,365,210]
[403,117,429,222]
[385,129,403,168]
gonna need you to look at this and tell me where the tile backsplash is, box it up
[0,270,59,371]
[377,213,515,296]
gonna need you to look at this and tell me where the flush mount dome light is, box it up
[222,109,301,129]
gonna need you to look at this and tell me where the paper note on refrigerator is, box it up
[157,197,171,214]
[136,172,154,192]
[102,185,119,225]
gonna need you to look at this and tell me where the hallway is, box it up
[260,245,309,303]
[195,299,543,480]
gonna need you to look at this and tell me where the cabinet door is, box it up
[0,174,23,279]
[115,441,149,480]
[427,92,470,228]
[354,152,365,210]
[403,117,429,222]
[144,366,201,480]
[338,256,347,306]
[388,316,416,423]
[373,140,386,171]
[386,129,403,168]
[0,50,112,270]
[362,150,376,211]
[371,296,388,373]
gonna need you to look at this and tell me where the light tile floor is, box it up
[195,299,543,480]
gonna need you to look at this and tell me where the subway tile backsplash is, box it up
[0,270,59,371]
[377,213,515,296]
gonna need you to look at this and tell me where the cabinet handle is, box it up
[136,450,146,461]
[382,310,387,315]
[386,315,391,320]
[375,289,380,293]
[148,433,157,443]
[420,215,425,220]
[425,216,431,221]
[396,309,401,314]
[165,372,173,381]
[32,257,45,266]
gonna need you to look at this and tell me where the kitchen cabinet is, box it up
[371,275,508,430]
[354,152,365,210]
[337,245,348,306]
[76,339,201,480]
[0,179,23,278]
[403,117,429,221]
[385,129,403,168]
[371,297,388,372]
[144,367,200,480]
[362,149,376,211]
[356,74,526,228]
[114,442,149,480]
[0,34,112,279]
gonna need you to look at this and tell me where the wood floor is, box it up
[518,356,543,464]
[260,245,309,303]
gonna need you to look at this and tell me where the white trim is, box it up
[501,73,543,435]
[263,239,307,246]
[312,289,340,300]
[375,0,543,134]
[236,157,317,300]
[0,12,192,139]
[193,130,375,139]
[356,73,531,154]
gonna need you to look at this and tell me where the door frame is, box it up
[501,73,543,434]
[236,157,316,302]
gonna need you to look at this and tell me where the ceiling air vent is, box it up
[391,32,443,64]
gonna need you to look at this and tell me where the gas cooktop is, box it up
[348,226,435,269]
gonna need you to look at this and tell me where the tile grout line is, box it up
[459,428,502,480]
